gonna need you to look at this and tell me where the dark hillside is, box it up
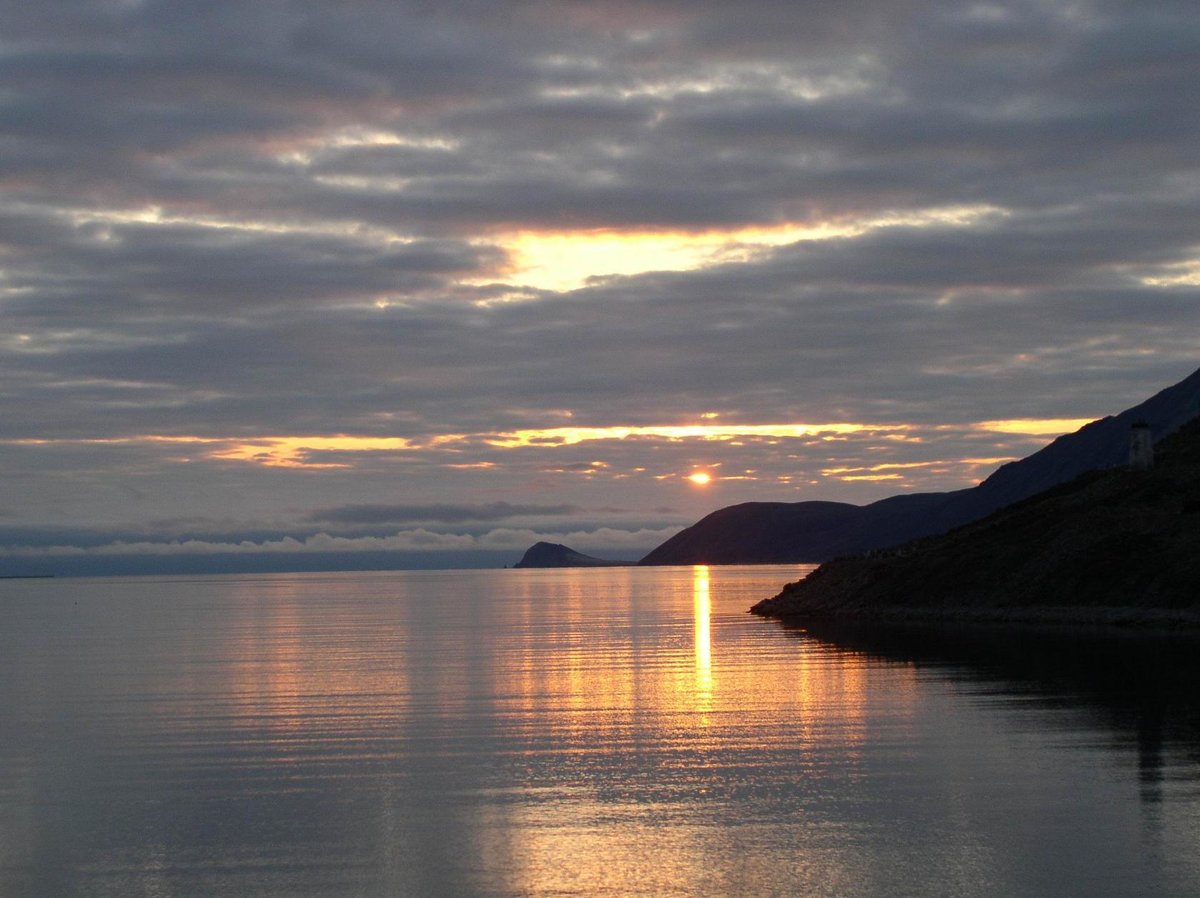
[642,366,1200,565]
[751,417,1200,624]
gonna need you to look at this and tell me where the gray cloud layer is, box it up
[306,501,583,525]
[1,0,1197,570]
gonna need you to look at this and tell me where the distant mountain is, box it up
[641,365,1200,565]
[513,542,630,568]
[750,415,1200,624]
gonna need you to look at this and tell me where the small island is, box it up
[751,416,1200,627]
[513,541,632,568]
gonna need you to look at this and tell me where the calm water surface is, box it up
[1,566,1198,897]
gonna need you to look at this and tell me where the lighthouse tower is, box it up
[1129,420,1154,470]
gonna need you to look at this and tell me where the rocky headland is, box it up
[750,417,1200,627]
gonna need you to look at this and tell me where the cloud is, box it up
[306,501,583,525]
[0,525,680,558]
[1,0,1198,567]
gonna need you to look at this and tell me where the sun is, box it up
[687,471,713,486]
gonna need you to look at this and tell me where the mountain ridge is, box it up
[750,414,1200,624]
[639,366,1200,565]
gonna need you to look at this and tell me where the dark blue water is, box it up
[2,566,1198,896]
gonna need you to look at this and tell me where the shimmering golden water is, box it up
[1,566,1198,897]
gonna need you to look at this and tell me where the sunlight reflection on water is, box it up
[1,567,1199,897]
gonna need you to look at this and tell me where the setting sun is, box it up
[687,471,713,486]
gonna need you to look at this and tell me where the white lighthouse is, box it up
[1129,420,1154,470]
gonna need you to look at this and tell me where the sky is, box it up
[2,0,1199,574]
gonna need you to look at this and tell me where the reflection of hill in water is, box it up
[786,619,1200,804]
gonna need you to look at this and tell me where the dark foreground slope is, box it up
[750,418,1200,625]
[642,365,1200,565]
[513,542,630,568]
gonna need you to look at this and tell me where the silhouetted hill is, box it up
[751,416,1200,624]
[641,366,1200,565]
[513,542,630,568]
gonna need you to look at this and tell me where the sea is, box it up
[1,565,1198,897]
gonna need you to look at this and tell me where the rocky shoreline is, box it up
[751,597,1200,629]
[752,418,1200,628]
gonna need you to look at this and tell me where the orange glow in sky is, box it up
[497,223,855,291]
[208,436,423,468]
[486,422,880,447]
[975,418,1096,435]
[489,205,1003,291]
[2,412,1095,475]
